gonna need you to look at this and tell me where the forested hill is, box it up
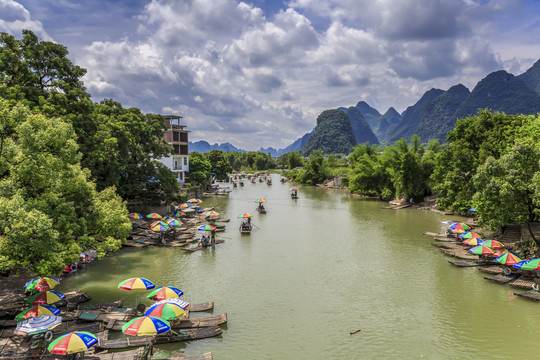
[302,110,356,155]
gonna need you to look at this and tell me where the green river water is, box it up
[57,174,540,359]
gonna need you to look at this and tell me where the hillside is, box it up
[377,107,402,139]
[355,101,382,129]
[302,109,356,155]
[415,84,470,143]
[453,70,540,120]
[189,141,245,153]
[383,88,444,144]
[518,59,540,94]
[345,106,379,144]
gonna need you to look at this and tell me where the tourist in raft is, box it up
[211,228,216,246]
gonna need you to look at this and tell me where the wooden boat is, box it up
[189,301,214,312]
[2,321,104,338]
[291,194,298,199]
[240,224,252,234]
[183,240,225,252]
[95,325,222,350]
[0,290,91,317]
[251,179,256,183]
[108,313,227,331]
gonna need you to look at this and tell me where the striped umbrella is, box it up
[448,222,471,234]
[146,286,184,301]
[24,277,61,292]
[144,302,186,321]
[150,222,170,232]
[48,331,98,355]
[187,198,202,204]
[495,251,522,266]
[146,213,162,219]
[179,203,191,208]
[15,315,62,335]
[122,316,171,336]
[520,259,540,271]
[203,210,220,217]
[128,213,144,219]
[15,305,61,322]
[513,259,537,270]
[480,240,504,250]
[197,225,216,231]
[153,298,190,309]
[237,212,254,219]
[166,219,184,227]
[462,238,484,246]
[458,231,482,240]
[118,277,156,291]
[26,290,66,305]
[174,210,186,217]
[254,199,267,203]
[469,245,495,256]
[289,187,298,192]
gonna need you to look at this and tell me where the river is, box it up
[58,174,540,359]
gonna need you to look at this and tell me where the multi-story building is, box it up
[159,115,189,185]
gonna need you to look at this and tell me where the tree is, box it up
[0,101,130,275]
[473,139,540,245]
[288,151,303,170]
[302,150,328,184]
[205,150,232,181]
[188,152,211,186]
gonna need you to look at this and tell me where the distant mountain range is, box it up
[190,58,540,156]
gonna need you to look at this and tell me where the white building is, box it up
[158,115,189,185]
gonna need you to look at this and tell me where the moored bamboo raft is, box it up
[477,266,503,275]
[434,236,457,242]
[95,325,222,350]
[483,274,518,284]
[423,231,440,237]
[513,291,540,301]
[448,261,480,267]
[189,301,214,312]
[0,321,104,338]
[439,247,478,260]
[108,313,227,331]
[508,276,536,289]
[171,352,213,360]
[183,240,225,252]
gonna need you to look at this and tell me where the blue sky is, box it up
[2,0,540,150]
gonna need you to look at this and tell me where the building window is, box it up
[184,157,188,165]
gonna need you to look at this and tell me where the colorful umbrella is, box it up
[179,203,191,208]
[520,259,540,271]
[254,199,267,203]
[162,216,173,222]
[237,212,254,219]
[118,277,156,291]
[495,251,522,266]
[166,219,184,227]
[146,286,184,301]
[144,302,186,320]
[513,259,536,270]
[26,290,66,305]
[146,213,161,219]
[24,277,61,292]
[154,298,190,309]
[469,245,495,256]
[462,238,484,246]
[480,240,504,250]
[174,210,186,217]
[122,316,171,336]
[15,315,62,335]
[187,198,202,204]
[15,305,61,322]
[150,222,170,232]
[203,210,220,217]
[448,222,471,234]
[493,249,509,258]
[289,187,298,192]
[469,208,477,212]
[458,232,482,240]
[197,224,216,231]
[128,213,144,219]
[48,331,98,355]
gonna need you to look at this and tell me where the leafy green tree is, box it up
[302,150,329,184]
[473,139,540,245]
[205,150,232,181]
[0,101,130,275]
[288,151,303,170]
[188,152,211,186]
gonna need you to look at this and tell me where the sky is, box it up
[1,0,540,150]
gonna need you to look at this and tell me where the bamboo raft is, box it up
[513,291,540,301]
[0,290,91,318]
[383,204,410,210]
[0,321,104,338]
[477,266,503,275]
[95,326,222,350]
[483,274,518,284]
[108,313,227,331]
[508,276,536,289]
[438,247,478,260]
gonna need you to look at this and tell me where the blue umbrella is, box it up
[469,208,476,212]
[15,315,62,335]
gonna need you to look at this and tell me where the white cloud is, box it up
[0,0,51,40]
